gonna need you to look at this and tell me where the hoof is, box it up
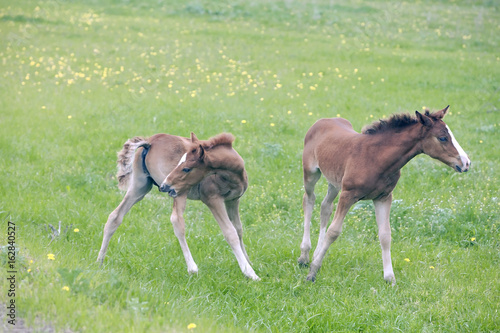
[384,275,396,286]
[96,257,104,267]
[306,274,316,282]
[187,265,199,275]
[249,274,261,281]
[297,256,310,268]
[298,261,309,268]
[244,267,260,281]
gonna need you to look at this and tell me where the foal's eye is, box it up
[182,167,191,173]
[438,137,448,142]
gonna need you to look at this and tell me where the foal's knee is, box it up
[378,231,392,247]
[305,192,315,202]
[320,202,334,219]
[223,228,240,246]
[320,200,332,212]
[170,214,186,236]
[326,227,342,242]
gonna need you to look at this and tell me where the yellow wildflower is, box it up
[62,286,70,291]
[47,253,55,260]
[404,258,410,262]
[187,323,197,330]
[74,228,80,233]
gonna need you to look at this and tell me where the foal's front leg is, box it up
[225,199,251,264]
[170,195,198,274]
[374,195,395,285]
[206,197,260,280]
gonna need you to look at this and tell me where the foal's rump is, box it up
[303,117,358,175]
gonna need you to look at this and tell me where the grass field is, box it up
[1,0,499,331]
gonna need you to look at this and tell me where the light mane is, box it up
[362,113,418,135]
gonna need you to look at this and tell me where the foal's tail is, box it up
[116,137,149,191]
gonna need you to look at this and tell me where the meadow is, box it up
[0,0,499,331]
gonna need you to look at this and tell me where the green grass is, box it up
[1,0,499,331]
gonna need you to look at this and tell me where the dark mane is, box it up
[362,113,419,135]
[203,133,235,149]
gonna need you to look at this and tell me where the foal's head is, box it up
[416,106,470,173]
[159,133,236,197]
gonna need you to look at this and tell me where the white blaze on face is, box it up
[177,153,187,166]
[163,153,188,186]
[446,125,470,170]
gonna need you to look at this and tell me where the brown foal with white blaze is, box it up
[97,132,259,280]
[298,106,470,284]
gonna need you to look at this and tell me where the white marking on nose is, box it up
[177,153,187,166]
[446,125,470,169]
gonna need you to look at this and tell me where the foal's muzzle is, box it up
[159,183,178,197]
[454,156,471,173]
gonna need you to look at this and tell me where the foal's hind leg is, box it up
[374,195,395,285]
[307,191,356,282]
[225,199,251,264]
[298,168,321,266]
[97,175,152,264]
[313,183,339,261]
[170,194,198,274]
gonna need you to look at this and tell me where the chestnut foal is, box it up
[97,133,259,280]
[298,106,470,284]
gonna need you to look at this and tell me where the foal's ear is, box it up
[197,144,205,161]
[190,132,199,143]
[415,111,433,127]
[433,105,450,120]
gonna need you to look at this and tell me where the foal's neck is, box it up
[207,146,246,178]
[370,125,424,174]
